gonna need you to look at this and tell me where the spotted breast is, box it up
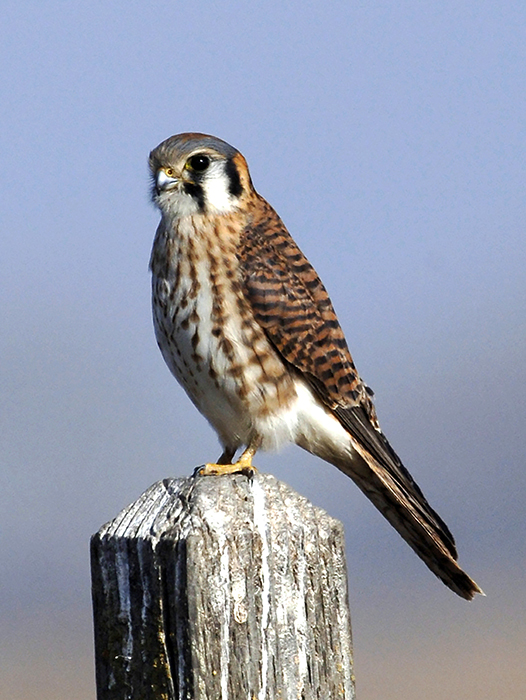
[150,210,300,454]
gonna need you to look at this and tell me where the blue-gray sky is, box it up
[1,2,525,698]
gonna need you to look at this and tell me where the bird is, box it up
[148,132,482,600]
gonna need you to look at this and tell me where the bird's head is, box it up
[149,133,254,218]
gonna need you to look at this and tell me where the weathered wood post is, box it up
[91,472,356,699]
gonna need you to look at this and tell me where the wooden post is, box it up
[91,472,356,699]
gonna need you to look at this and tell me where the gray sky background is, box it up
[1,2,525,698]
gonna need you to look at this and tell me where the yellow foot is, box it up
[197,462,257,477]
[196,449,258,477]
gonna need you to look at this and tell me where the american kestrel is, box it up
[149,133,482,600]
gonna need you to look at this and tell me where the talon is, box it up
[239,463,258,478]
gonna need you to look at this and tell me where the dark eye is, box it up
[187,154,210,172]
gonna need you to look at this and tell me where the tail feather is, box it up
[331,406,483,600]
[340,441,482,599]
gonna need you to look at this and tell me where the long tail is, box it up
[331,406,483,600]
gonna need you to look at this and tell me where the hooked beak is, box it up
[155,168,179,195]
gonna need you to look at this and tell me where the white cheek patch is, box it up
[154,161,239,219]
[202,163,238,214]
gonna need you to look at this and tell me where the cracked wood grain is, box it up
[91,473,356,699]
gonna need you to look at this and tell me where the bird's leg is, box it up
[233,443,258,473]
[216,446,237,465]
[198,441,259,477]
